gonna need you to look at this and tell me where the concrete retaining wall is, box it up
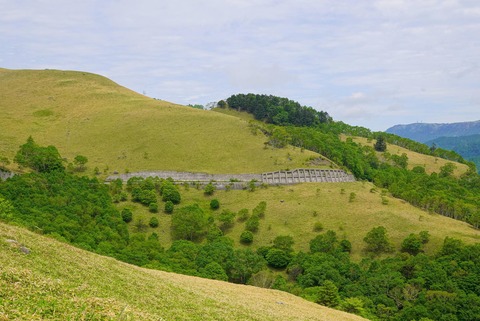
[106,168,355,185]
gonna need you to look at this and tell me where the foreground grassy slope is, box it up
[0,222,366,321]
[121,181,480,260]
[0,68,321,175]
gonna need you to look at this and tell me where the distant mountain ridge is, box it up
[386,120,480,143]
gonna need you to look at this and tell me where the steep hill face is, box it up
[0,222,367,321]
[386,120,480,143]
[0,68,321,175]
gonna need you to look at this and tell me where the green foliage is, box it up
[226,93,331,126]
[252,201,267,218]
[73,155,88,172]
[0,195,14,221]
[439,162,456,178]
[374,134,387,152]
[209,199,220,210]
[199,262,228,281]
[230,249,266,283]
[272,235,294,253]
[121,208,133,223]
[0,170,128,251]
[245,216,259,232]
[171,204,209,241]
[237,208,249,222]
[149,216,159,228]
[265,248,291,269]
[203,182,216,195]
[363,226,394,255]
[218,209,236,232]
[240,230,254,244]
[148,202,159,213]
[14,137,64,173]
[310,230,338,254]
[401,233,424,255]
[162,185,181,204]
[164,200,174,214]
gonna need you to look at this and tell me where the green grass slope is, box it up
[0,68,320,175]
[120,181,480,261]
[0,222,366,321]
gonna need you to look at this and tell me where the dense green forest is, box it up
[1,138,480,320]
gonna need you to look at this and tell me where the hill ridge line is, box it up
[106,168,355,187]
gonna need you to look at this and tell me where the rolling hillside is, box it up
[0,68,321,175]
[0,221,366,321]
[122,180,480,261]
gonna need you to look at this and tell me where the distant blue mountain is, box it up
[386,120,480,143]
[386,120,480,171]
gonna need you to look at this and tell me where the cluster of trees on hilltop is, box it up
[225,93,332,126]
[225,94,470,165]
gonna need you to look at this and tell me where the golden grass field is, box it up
[0,222,367,321]
[122,181,480,261]
[0,68,321,176]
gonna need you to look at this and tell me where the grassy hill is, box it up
[0,221,366,321]
[121,180,480,261]
[343,135,470,176]
[0,68,321,175]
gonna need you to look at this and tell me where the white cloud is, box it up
[0,0,479,130]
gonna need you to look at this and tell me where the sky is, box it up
[1,0,479,131]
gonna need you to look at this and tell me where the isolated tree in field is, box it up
[149,216,159,228]
[374,135,387,152]
[363,226,393,255]
[73,155,88,172]
[401,233,423,255]
[240,230,254,244]
[210,199,220,210]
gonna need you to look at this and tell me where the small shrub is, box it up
[149,216,159,228]
[121,208,133,223]
[210,199,220,210]
[245,217,260,232]
[237,208,249,222]
[349,192,356,203]
[164,201,174,214]
[240,230,254,244]
[313,222,324,232]
[204,182,216,195]
[149,202,159,213]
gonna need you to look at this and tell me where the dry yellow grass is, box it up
[0,222,367,321]
[0,68,321,175]
[342,135,469,176]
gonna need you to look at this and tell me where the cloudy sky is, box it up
[1,0,479,130]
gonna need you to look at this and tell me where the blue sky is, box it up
[1,0,479,131]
